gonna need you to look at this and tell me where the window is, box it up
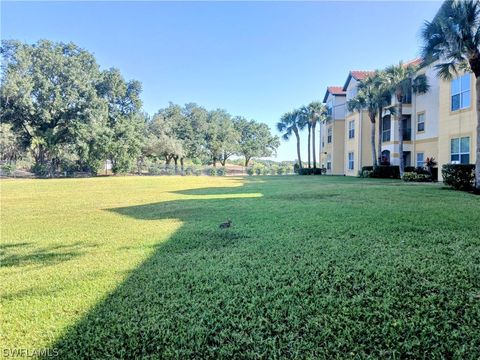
[403,151,411,167]
[382,116,391,142]
[451,73,471,111]
[348,152,354,170]
[450,137,470,164]
[417,113,425,132]
[327,127,332,143]
[348,120,355,139]
[327,155,331,170]
[416,153,424,168]
[402,116,411,141]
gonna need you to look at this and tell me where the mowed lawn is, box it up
[1,176,479,358]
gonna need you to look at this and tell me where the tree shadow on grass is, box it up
[0,242,99,268]
[42,178,479,359]
[44,181,275,359]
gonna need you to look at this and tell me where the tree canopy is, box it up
[0,40,279,175]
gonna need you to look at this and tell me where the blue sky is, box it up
[1,1,441,161]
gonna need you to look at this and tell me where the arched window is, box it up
[381,150,390,165]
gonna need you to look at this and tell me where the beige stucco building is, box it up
[321,63,477,179]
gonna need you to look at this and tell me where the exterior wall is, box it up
[410,66,441,168]
[344,112,361,175]
[321,92,346,174]
[331,119,345,174]
[344,77,373,175]
[437,71,477,180]
[323,65,478,181]
[361,114,374,167]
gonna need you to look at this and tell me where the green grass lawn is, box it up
[1,175,479,358]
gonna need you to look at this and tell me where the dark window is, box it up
[382,116,391,142]
[402,116,411,141]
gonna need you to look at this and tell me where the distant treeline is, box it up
[0,40,280,176]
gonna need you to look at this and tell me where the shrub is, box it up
[293,163,300,174]
[148,164,162,175]
[1,164,16,177]
[361,170,374,178]
[442,164,475,190]
[402,172,431,182]
[216,167,226,176]
[31,163,49,177]
[184,166,197,176]
[246,167,254,176]
[276,167,285,175]
[371,165,400,179]
[298,168,323,176]
[298,168,311,175]
[209,168,217,176]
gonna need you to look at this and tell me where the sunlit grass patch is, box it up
[1,175,479,358]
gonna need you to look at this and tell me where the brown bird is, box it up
[219,219,232,229]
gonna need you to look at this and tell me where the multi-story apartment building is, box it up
[380,61,440,170]
[343,71,375,175]
[321,62,477,179]
[320,86,346,175]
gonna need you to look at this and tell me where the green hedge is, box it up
[298,168,323,175]
[402,172,431,182]
[442,164,475,190]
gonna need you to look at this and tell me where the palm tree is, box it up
[277,110,305,168]
[372,74,394,165]
[298,108,311,168]
[348,92,376,166]
[421,0,480,190]
[347,72,392,167]
[302,102,326,169]
[383,63,429,176]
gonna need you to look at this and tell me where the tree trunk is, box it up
[244,157,250,167]
[312,123,317,169]
[378,107,383,164]
[180,158,184,173]
[398,100,405,177]
[307,125,311,169]
[369,113,377,166]
[476,76,480,190]
[173,156,178,172]
[293,127,302,168]
[213,157,217,167]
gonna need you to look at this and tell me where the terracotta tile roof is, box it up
[342,70,374,91]
[323,86,346,103]
[404,58,422,67]
[350,70,375,81]
[327,86,346,95]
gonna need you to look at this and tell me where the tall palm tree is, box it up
[421,0,480,190]
[302,102,326,169]
[277,110,305,168]
[298,108,312,168]
[373,74,394,165]
[383,63,429,176]
[347,89,377,166]
[347,72,388,166]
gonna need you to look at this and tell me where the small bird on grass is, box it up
[219,219,232,229]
